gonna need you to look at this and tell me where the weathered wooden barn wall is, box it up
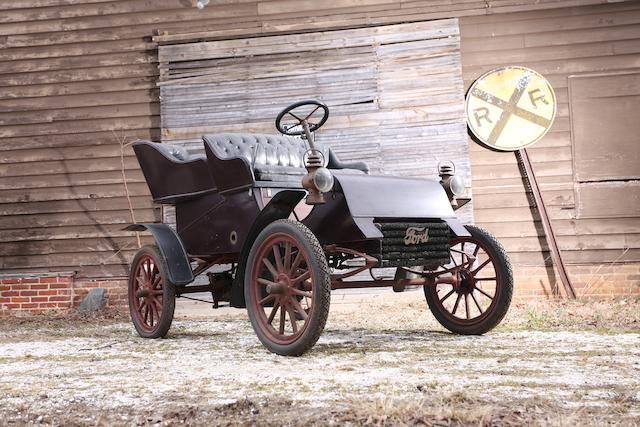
[459,2,640,292]
[0,0,631,280]
[157,20,473,227]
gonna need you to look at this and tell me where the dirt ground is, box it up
[1,291,639,426]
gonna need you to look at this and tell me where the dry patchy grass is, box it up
[1,297,638,426]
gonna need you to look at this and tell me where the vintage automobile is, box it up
[126,100,513,356]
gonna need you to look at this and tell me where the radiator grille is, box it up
[375,220,450,268]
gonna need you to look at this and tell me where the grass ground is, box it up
[0,294,638,426]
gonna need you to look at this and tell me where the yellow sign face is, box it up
[465,66,556,151]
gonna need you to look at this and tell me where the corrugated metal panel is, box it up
[459,2,640,266]
[0,0,630,277]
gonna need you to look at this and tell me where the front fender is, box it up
[124,223,194,285]
[332,171,471,237]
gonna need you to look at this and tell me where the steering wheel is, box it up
[275,100,329,136]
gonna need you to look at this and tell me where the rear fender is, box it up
[230,190,306,308]
[124,223,194,285]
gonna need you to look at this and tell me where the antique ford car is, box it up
[127,100,513,356]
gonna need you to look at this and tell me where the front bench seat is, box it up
[203,133,368,194]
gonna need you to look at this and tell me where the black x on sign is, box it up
[465,66,556,151]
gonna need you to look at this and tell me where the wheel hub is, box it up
[458,269,475,294]
[266,283,287,294]
[267,274,291,295]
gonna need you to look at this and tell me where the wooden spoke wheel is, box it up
[128,245,175,338]
[245,219,330,356]
[425,225,513,335]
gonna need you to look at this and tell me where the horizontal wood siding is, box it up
[0,0,628,277]
[459,2,640,266]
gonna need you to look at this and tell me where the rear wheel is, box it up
[128,245,176,338]
[425,225,513,335]
[245,219,330,356]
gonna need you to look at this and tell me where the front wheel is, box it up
[245,219,331,356]
[425,225,513,335]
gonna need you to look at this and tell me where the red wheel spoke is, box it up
[291,288,312,298]
[153,289,163,296]
[287,306,298,333]
[291,270,311,285]
[152,297,163,312]
[267,300,280,324]
[473,244,481,257]
[262,257,278,279]
[476,277,496,281]
[439,289,455,303]
[471,292,484,314]
[145,259,152,280]
[283,242,292,272]
[472,258,491,275]
[450,249,468,255]
[143,304,149,324]
[259,294,275,306]
[476,287,494,300]
[290,250,303,274]
[464,294,470,319]
[148,304,155,327]
[450,249,474,267]
[290,297,309,320]
[450,249,460,267]
[152,274,162,289]
[257,278,279,287]
[279,304,286,335]
[451,293,462,315]
[152,302,161,325]
[272,245,284,272]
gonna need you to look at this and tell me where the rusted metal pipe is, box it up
[331,278,429,290]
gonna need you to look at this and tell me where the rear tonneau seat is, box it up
[133,140,216,204]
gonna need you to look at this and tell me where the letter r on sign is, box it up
[473,107,493,127]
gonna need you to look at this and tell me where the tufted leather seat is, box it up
[202,132,369,193]
[203,133,324,181]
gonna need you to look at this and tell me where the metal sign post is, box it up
[465,66,576,299]
[515,149,576,298]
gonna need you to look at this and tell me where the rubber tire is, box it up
[128,245,176,339]
[245,219,331,356]
[425,225,513,335]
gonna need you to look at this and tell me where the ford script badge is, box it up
[404,227,429,245]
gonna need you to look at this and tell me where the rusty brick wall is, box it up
[0,273,127,317]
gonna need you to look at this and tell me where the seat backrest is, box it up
[133,140,215,203]
[152,142,191,162]
[202,133,328,169]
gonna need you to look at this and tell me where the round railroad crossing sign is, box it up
[465,66,556,151]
